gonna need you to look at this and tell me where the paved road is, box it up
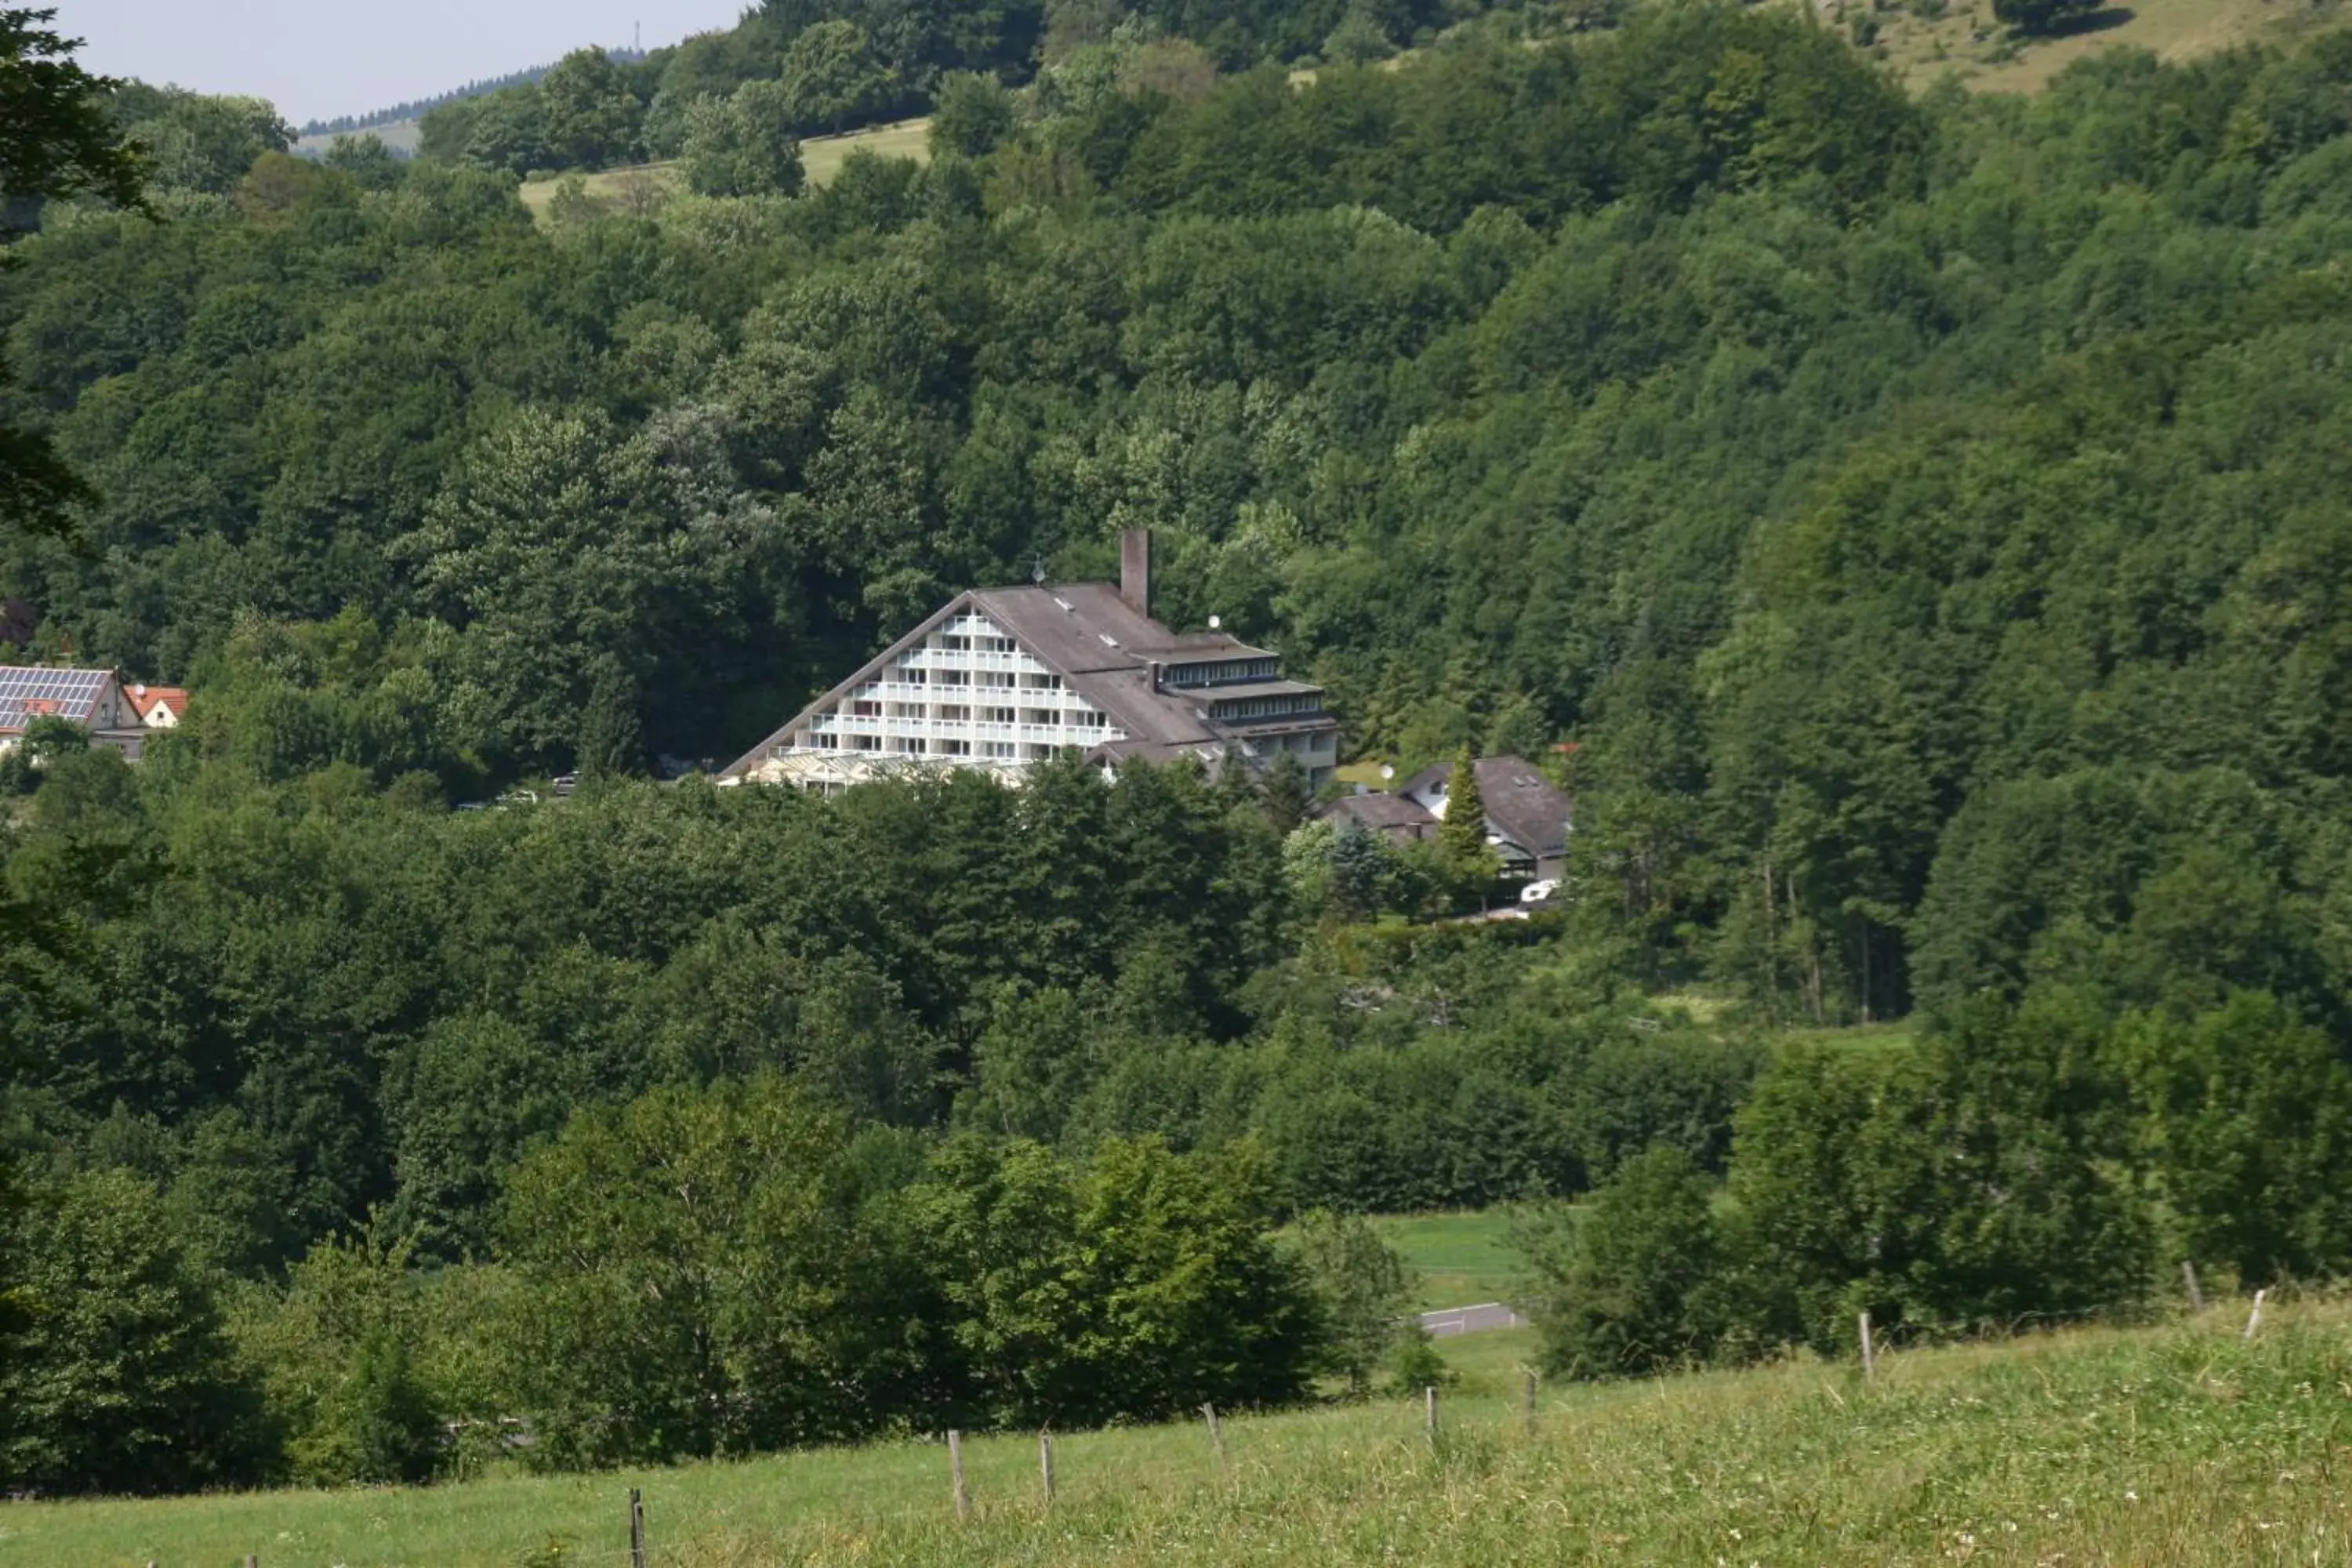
[1418,1301,1526,1338]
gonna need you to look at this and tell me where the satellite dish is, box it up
[1207,615,1221,630]
[1380,764,1395,781]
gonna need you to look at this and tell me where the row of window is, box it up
[1212,694,1326,720]
[801,732,1061,760]
[931,633,1022,655]
[1164,659,1280,688]
[885,667,1065,691]
[840,702,1105,728]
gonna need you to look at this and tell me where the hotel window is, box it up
[850,734,879,751]
[983,741,1015,758]
[1075,710,1106,728]
[938,635,971,651]
[985,636,1017,654]
[934,670,968,687]
[936,704,971,722]
[1023,743,1052,760]
[851,700,880,717]
[1022,709,1054,726]
[935,739,971,757]
[985,706,1017,724]
[979,670,1014,688]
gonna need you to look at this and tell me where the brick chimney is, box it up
[1120,528,1152,618]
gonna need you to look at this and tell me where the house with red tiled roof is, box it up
[124,683,190,729]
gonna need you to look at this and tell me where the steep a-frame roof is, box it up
[719,581,1293,779]
[719,594,977,778]
[126,684,190,724]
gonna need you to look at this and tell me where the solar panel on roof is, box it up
[0,666,111,728]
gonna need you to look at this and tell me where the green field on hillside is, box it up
[1370,1208,1525,1312]
[12,1303,2343,1566]
[517,118,931,218]
[295,118,425,157]
[1858,0,2352,92]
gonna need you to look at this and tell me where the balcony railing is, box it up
[899,648,1041,673]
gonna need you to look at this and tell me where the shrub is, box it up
[1519,1147,1727,1378]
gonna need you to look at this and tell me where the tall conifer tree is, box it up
[1439,747,1490,869]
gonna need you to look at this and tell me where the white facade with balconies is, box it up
[776,612,1128,771]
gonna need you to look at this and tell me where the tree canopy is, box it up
[0,6,147,534]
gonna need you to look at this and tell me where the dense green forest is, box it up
[405,0,1468,174]
[6,0,2352,1499]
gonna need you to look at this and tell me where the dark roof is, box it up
[1397,754,1571,859]
[971,584,1275,670]
[1189,680,1322,702]
[1319,793,1437,833]
[0,666,115,731]
[975,584,1296,749]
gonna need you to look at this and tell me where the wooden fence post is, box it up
[245,1557,259,1568]
[1858,1312,1876,1380]
[1039,1431,1055,1506]
[628,1486,647,1568]
[1424,1385,1439,1443]
[2181,1261,2205,1313]
[949,1429,971,1520]
[1523,1369,1538,1434]
[2243,1287,2267,1341]
[1201,1403,1226,1466]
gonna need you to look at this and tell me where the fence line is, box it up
[190,1289,2321,1566]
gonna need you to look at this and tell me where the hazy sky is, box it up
[61,0,752,125]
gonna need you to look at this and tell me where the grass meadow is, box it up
[1833,0,2352,93]
[1369,1208,1525,1312]
[517,118,932,220]
[10,1301,2348,1566]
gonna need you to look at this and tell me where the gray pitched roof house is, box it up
[1315,753,1572,880]
[1396,755,1575,879]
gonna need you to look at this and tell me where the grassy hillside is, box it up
[1371,1209,1525,1311]
[13,1302,2343,1566]
[516,118,931,218]
[1311,0,2349,99]
[295,119,425,156]
[1828,0,2352,90]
